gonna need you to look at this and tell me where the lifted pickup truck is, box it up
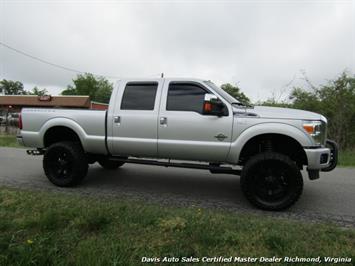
[18,78,338,210]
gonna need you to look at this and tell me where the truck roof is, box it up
[117,78,207,83]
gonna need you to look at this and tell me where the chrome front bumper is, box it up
[304,139,338,171]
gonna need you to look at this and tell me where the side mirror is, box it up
[203,93,226,116]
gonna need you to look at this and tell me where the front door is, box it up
[158,81,233,162]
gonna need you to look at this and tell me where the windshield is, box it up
[203,80,240,104]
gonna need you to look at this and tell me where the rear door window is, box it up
[121,83,158,110]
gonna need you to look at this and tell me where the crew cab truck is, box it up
[17,78,338,211]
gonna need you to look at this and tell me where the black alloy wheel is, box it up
[43,141,88,187]
[240,152,303,211]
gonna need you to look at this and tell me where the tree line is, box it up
[259,72,355,151]
[1,72,354,150]
[0,79,48,96]
[0,73,113,103]
[197,72,354,151]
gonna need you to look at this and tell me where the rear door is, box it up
[111,80,163,157]
[157,81,233,162]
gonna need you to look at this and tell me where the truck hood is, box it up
[236,105,324,121]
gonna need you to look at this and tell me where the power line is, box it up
[0,41,121,79]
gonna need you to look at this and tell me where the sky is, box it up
[0,0,354,102]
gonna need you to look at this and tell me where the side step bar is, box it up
[27,149,241,175]
[110,157,241,175]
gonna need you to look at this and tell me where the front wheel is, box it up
[43,141,88,187]
[240,152,303,211]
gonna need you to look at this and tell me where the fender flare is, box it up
[227,122,313,164]
[39,117,88,150]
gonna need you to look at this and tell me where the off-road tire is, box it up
[98,159,125,170]
[240,152,303,211]
[43,141,88,187]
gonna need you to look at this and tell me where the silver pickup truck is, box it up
[17,78,338,210]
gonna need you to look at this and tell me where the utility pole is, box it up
[5,105,11,134]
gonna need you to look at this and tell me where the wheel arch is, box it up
[227,123,312,166]
[40,118,87,149]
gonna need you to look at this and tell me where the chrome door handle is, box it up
[114,116,121,124]
[160,117,167,126]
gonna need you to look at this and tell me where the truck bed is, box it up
[21,108,108,154]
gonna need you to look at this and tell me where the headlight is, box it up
[302,120,327,145]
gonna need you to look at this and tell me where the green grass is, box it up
[0,134,21,148]
[339,150,355,167]
[0,187,354,265]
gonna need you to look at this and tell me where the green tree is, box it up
[221,83,251,105]
[289,87,322,111]
[315,72,355,150]
[259,98,291,108]
[259,72,355,150]
[28,86,48,96]
[263,72,355,150]
[0,79,27,95]
[62,73,113,103]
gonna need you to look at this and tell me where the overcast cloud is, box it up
[0,0,354,101]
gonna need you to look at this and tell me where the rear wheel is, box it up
[240,152,303,211]
[98,159,125,170]
[43,141,88,187]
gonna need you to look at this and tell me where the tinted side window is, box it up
[121,83,158,110]
[167,83,207,114]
